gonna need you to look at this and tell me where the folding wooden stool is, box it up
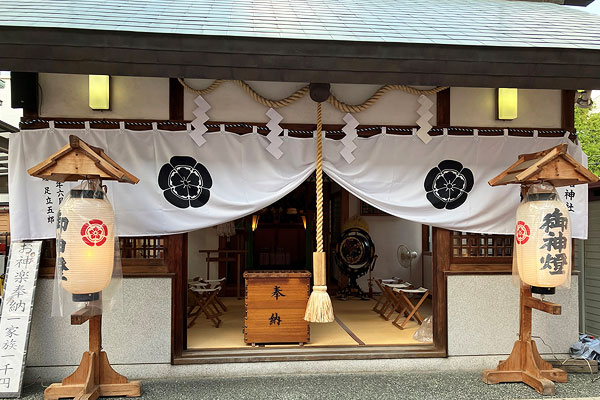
[391,287,430,329]
[187,280,208,316]
[380,282,413,321]
[187,284,223,328]
[373,280,410,317]
[198,277,227,312]
[372,279,390,315]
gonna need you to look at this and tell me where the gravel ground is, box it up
[10,371,600,400]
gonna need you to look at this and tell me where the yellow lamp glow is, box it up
[498,88,518,120]
[251,215,260,231]
[57,189,115,302]
[89,75,110,110]
[514,190,571,293]
[301,215,307,230]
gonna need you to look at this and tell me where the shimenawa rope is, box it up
[178,78,447,113]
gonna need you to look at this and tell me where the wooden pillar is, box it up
[561,90,576,133]
[432,227,451,353]
[341,189,349,227]
[169,78,184,121]
[168,233,187,361]
[436,88,451,127]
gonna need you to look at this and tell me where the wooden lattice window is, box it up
[119,237,165,260]
[451,231,513,263]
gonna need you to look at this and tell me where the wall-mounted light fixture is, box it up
[251,215,260,232]
[497,88,518,120]
[89,75,110,110]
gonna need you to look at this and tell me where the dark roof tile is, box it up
[0,0,599,49]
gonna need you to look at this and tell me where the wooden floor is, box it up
[187,296,433,349]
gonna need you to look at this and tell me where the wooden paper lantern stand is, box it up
[28,135,141,400]
[483,144,598,395]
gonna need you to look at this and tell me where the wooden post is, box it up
[482,284,567,395]
[44,308,141,400]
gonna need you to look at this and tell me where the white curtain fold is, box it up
[323,135,588,239]
[9,128,589,240]
[9,128,315,240]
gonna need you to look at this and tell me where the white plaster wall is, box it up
[38,73,169,120]
[35,74,563,129]
[187,228,219,279]
[26,278,171,367]
[348,194,423,289]
[447,274,578,356]
[451,87,562,128]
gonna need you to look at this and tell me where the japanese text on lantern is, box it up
[0,241,42,397]
[539,208,568,275]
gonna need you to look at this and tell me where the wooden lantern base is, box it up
[44,312,141,400]
[482,285,567,396]
[483,339,567,395]
[44,351,141,400]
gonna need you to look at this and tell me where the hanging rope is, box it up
[304,101,334,323]
[316,102,324,253]
[235,80,309,109]
[178,78,309,109]
[178,78,447,113]
[327,84,449,113]
[178,78,226,95]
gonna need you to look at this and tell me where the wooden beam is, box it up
[523,296,561,315]
[71,305,100,325]
[3,27,600,89]
[19,116,576,139]
[436,88,450,127]
[169,77,184,121]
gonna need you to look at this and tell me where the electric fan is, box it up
[396,244,418,282]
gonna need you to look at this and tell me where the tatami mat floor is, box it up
[187,296,433,349]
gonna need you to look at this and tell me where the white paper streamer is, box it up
[340,113,359,163]
[265,108,284,159]
[190,95,211,147]
[416,95,433,144]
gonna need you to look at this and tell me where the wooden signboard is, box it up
[0,241,42,398]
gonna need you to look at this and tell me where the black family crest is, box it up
[158,156,212,209]
[424,160,474,210]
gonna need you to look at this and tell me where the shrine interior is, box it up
[185,179,435,349]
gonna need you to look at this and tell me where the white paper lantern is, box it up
[56,189,115,302]
[514,189,571,293]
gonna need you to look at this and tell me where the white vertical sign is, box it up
[0,241,42,398]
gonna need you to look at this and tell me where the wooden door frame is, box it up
[169,233,188,362]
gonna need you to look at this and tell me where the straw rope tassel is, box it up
[304,102,335,323]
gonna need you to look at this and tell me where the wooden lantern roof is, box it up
[28,135,139,184]
[489,143,598,188]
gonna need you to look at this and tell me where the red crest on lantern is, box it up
[80,219,108,247]
[515,220,530,245]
